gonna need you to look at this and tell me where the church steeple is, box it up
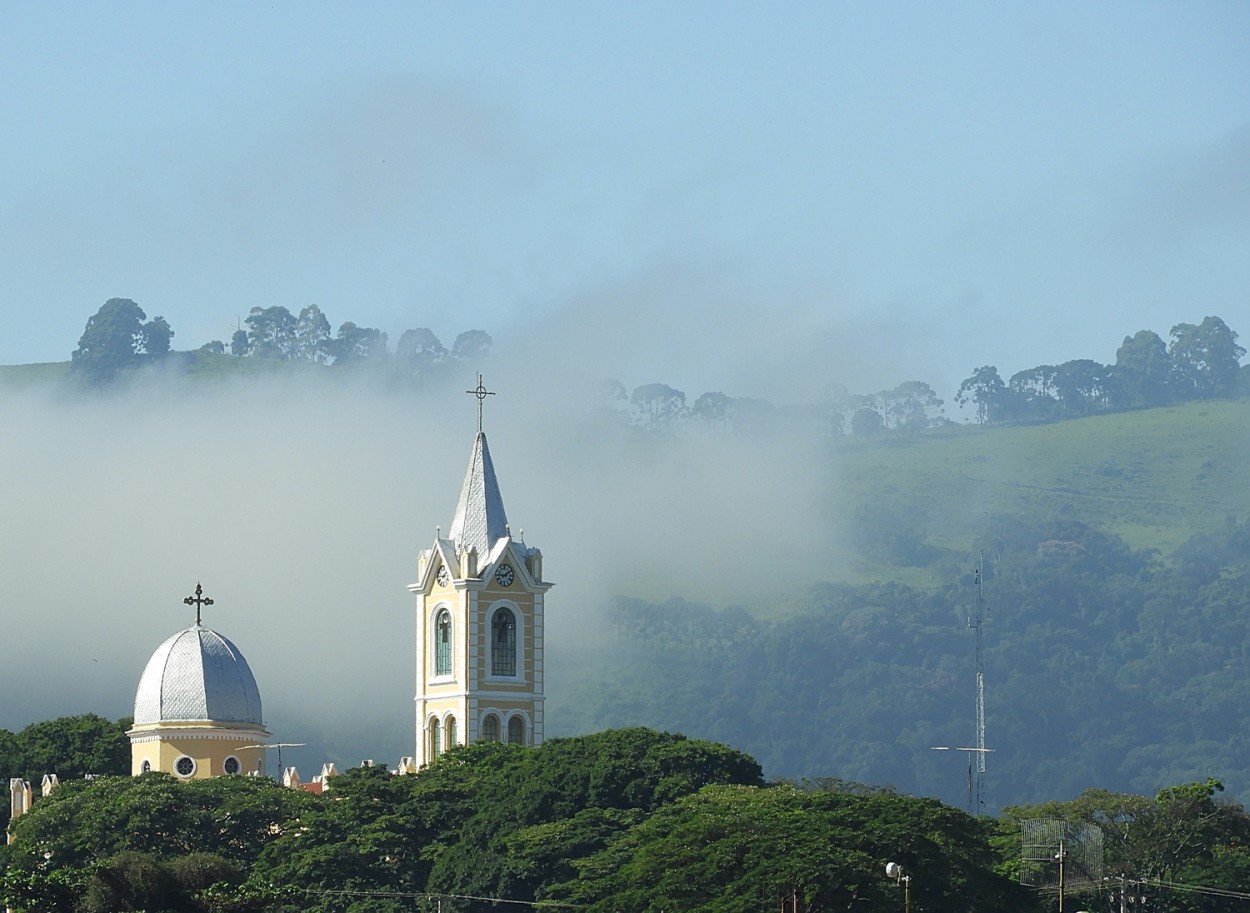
[410,378,551,768]
[447,431,508,559]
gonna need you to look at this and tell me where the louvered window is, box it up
[492,608,516,676]
[435,610,452,676]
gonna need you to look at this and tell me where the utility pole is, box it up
[1054,840,1067,913]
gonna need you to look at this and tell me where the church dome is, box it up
[133,624,264,726]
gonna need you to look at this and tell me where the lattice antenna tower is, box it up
[969,551,989,813]
[1019,819,1104,901]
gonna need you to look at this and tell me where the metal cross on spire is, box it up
[183,582,214,625]
[466,373,495,433]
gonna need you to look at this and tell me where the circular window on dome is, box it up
[173,755,196,778]
[141,759,152,774]
[223,755,241,775]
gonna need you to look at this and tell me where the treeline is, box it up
[610,378,946,436]
[955,316,1246,424]
[63,300,1247,436]
[4,725,1248,913]
[68,298,490,386]
[610,316,1245,437]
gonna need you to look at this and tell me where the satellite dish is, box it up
[885,862,903,879]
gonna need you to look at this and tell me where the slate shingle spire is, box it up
[447,431,509,559]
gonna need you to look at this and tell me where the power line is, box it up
[300,889,581,908]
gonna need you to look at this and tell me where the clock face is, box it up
[495,563,515,587]
[436,565,450,587]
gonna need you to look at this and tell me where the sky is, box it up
[2,3,1248,402]
[1,3,1249,791]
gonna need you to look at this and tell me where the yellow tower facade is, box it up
[410,424,551,766]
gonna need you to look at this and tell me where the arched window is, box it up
[491,607,517,676]
[507,716,525,746]
[482,714,500,742]
[447,715,458,749]
[429,718,442,761]
[435,609,452,676]
[140,759,151,774]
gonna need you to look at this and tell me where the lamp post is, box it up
[885,862,911,913]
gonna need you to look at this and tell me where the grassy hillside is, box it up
[834,399,1250,585]
[0,361,70,388]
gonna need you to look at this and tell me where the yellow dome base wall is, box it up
[128,722,270,779]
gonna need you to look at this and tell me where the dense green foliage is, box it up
[2,728,1034,913]
[997,779,1250,912]
[553,509,1250,807]
[7,728,1246,912]
[548,784,1031,913]
[0,715,130,831]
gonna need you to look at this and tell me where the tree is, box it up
[70,298,148,384]
[881,380,943,432]
[229,328,250,357]
[8,714,130,784]
[244,306,297,359]
[999,779,1250,910]
[0,714,130,833]
[294,304,333,364]
[1008,365,1061,421]
[1053,358,1112,417]
[425,729,764,906]
[549,784,1031,913]
[1169,317,1245,400]
[395,328,449,378]
[253,764,431,913]
[139,316,173,357]
[450,329,492,363]
[1113,329,1171,409]
[851,405,884,436]
[955,365,1009,424]
[630,384,686,429]
[692,392,731,428]
[331,322,388,364]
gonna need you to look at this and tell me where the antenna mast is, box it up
[969,551,989,814]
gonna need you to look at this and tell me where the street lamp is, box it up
[885,862,911,913]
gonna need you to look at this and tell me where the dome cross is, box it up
[183,582,214,625]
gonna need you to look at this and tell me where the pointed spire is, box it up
[447,432,509,559]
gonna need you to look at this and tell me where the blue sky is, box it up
[2,3,1248,401]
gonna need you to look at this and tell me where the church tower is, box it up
[410,379,551,765]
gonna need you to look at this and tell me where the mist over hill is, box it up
[2,352,1249,811]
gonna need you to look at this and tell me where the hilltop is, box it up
[833,398,1250,586]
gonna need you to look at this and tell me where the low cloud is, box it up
[0,345,848,774]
